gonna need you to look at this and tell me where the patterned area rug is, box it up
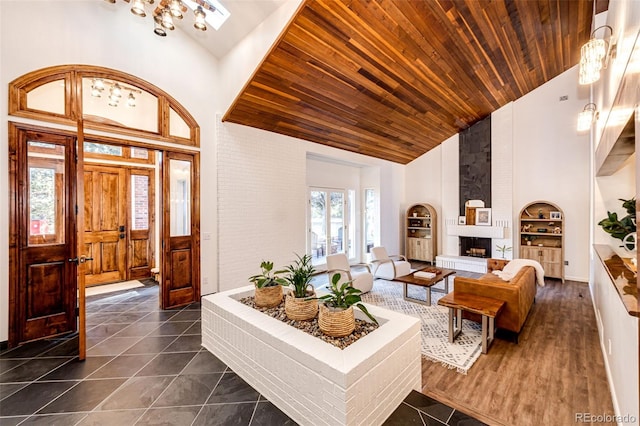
[361,279,482,374]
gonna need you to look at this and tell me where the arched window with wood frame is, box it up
[9,64,199,146]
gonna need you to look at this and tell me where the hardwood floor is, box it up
[421,278,615,426]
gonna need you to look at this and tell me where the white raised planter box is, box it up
[202,285,421,426]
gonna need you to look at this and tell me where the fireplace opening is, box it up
[459,237,492,258]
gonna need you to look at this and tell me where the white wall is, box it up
[405,66,591,280]
[216,120,307,292]
[491,103,514,259]
[440,134,460,256]
[405,145,443,255]
[512,65,591,281]
[0,1,220,341]
[216,119,403,292]
[306,157,361,189]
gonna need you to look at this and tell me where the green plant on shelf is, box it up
[598,198,636,243]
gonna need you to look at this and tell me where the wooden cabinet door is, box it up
[540,247,562,278]
[83,165,126,286]
[407,238,418,259]
[10,129,78,345]
[520,246,540,262]
[422,238,433,262]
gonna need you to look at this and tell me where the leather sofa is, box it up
[453,258,537,335]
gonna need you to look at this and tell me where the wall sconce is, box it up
[579,25,614,85]
[577,103,598,131]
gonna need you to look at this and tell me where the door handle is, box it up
[119,233,125,239]
[68,255,94,264]
[119,225,125,232]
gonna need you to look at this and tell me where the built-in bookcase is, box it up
[519,201,564,282]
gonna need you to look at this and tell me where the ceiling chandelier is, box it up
[90,78,142,108]
[105,0,229,37]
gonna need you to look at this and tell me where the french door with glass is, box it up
[309,188,353,266]
[9,127,80,345]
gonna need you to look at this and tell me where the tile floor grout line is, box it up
[247,398,260,426]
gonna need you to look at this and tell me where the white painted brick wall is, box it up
[216,118,307,292]
[491,103,514,259]
[440,135,460,256]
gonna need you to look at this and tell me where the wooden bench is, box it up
[438,292,505,354]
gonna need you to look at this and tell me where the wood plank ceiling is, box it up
[223,0,594,164]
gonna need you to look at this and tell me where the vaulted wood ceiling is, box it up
[223,0,594,164]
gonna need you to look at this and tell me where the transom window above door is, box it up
[9,65,198,146]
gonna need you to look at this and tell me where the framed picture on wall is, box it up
[550,211,562,220]
[458,216,466,225]
[476,208,491,226]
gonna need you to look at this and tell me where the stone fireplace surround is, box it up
[437,220,509,273]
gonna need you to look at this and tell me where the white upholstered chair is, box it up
[370,246,411,280]
[326,253,374,294]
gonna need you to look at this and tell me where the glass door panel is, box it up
[364,189,376,254]
[348,190,356,260]
[28,142,66,245]
[170,159,191,237]
[310,190,328,265]
[329,191,345,255]
[309,188,348,266]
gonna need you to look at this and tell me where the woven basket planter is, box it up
[284,292,318,321]
[254,285,283,308]
[318,304,355,337]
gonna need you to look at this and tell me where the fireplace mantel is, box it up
[447,224,505,239]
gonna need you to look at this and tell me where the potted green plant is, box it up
[313,273,378,337]
[283,253,318,321]
[496,245,512,259]
[249,260,287,308]
[598,198,636,250]
[523,235,537,246]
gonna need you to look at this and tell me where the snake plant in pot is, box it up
[313,273,378,337]
[283,253,318,321]
[249,260,287,308]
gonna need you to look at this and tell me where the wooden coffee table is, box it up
[437,292,505,354]
[393,267,456,305]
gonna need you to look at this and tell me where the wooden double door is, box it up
[9,124,200,350]
[83,164,154,286]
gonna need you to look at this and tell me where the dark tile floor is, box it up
[0,281,485,426]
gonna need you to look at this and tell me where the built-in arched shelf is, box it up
[8,64,199,147]
[519,200,564,282]
[405,203,437,262]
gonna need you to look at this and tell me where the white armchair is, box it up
[326,253,374,294]
[370,246,411,280]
